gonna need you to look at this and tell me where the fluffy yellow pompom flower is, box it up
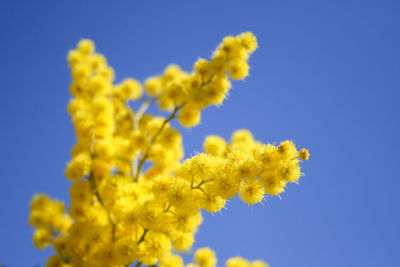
[145,77,163,96]
[199,191,226,213]
[228,59,250,80]
[171,209,202,233]
[171,231,195,251]
[226,257,251,267]
[64,153,91,181]
[138,232,171,265]
[113,237,139,265]
[232,129,255,150]
[30,194,52,212]
[53,236,73,259]
[209,169,240,199]
[194,247,217,267]
[203,135,228,157]
[115,78,143,100]
[167,179,193,208]
[178,104,201,127]
[279,160,301,183]
[239,32,258,53]
[239,177,265,204]
[277,140,297,159]
[33,227,52,249]
[46,255,71,267]
[159,254,184,267]
[299,148,310,160]
[77,39,95,55]
[261,173,286,196]
[87,75,111,95]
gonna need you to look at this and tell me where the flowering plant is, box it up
[29,32,309,267]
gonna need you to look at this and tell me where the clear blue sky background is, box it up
[1,1,399,266]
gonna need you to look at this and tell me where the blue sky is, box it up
[1,1,399,266]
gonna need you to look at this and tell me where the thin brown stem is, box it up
[90,173,117,240]
[164,203,172,212]
[191,179,214,190]
[133,104,184,181]
[137,228,149,244]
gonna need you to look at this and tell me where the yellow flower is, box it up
[171,231,195,251]
[228,59,249,80]
[138,232,171,264]
[114,237,139,264]
[231,129,255,150]
[239,177,265,204]
[159,254,184,267]
[194,247,217,267]
[299,148,310,160]
[178,104,201,127]
[198,190,226,213]
[277,140,297,159]
[145,77,163,96]
[33,227,52,249]
[77,39,95,55]
[115,78,143,100]
[203,135,228,157]
[226,257,251,267]
[65,153,91,181]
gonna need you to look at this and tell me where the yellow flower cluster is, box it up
[144,32,257,127]
[201,130,309,204]
[29,195,72,250]
[182,247,268,267]
[29,32,309,267]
